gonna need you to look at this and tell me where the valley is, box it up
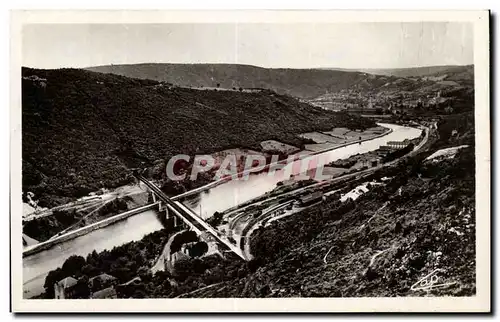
[21,63,476,301]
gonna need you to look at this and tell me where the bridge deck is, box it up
[174,201,247,260]
[135,174,247,261]
[166,204,204,235]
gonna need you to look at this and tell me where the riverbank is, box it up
[23,203,159,257]
[216,125,400,218]
[221,124,430,256]
[172,125,393,202]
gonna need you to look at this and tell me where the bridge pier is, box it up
[152,193,167,212]
[154,192,180,228]
[136,174,247,261]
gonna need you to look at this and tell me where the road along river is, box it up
[23,123,421,298]
[181,123,421,218]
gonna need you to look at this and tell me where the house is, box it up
[89,273,118,292]
[54,276,78,299]
[166,250,190,274]
[90,286,117,299]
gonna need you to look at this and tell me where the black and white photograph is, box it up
[10,10,490,312]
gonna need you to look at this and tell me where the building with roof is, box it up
[376,145,393,157]
[54,276,78,299]
[386,140,411,149]
[299,191,324,206]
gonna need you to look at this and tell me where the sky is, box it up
[22,22,473,69]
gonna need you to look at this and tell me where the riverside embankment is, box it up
[23,203,160,257]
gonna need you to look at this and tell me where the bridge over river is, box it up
[134,172,247,261]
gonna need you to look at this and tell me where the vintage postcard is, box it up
[10,10,490,312]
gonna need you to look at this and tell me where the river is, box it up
[23,123,421,298]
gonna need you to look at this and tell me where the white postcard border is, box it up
[10,9,490,312]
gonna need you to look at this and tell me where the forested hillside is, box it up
[86,63,400,99]
[22,67,374,207]
[87,63,474,100]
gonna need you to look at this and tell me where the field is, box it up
[302,126,389,152]
[259,140,301,154]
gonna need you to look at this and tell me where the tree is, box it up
[247,258,264,272]
[173,258,196,280]
[190,242,209,257]
[81,264,99,277]
[216,83,220,88]
[43,267,63,298]
[132,288,147,298]
[61,255,86,277]
[170,230,198,253]
[138,266,152,283]
[73,276,90,299]
[207,211,223,227]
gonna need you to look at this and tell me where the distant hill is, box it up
[22,67,374,207]
[353,65,474,79]
[86,63,474,101]
[86,63,404,99]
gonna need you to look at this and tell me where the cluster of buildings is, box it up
[375,139,413,158]
[54,273,142,299]
[309,86,454,114]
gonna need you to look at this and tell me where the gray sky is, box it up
[22,22,473,69]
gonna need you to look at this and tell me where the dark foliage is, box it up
[22,198,129,242]
[189,242,209,258]
[23,210,79,242]
[382,143,415,163]
[206,211,223,228]
[250,199,356,262]
[170,230,198,254]
[43,255,86,298]
[43,228,173,298]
